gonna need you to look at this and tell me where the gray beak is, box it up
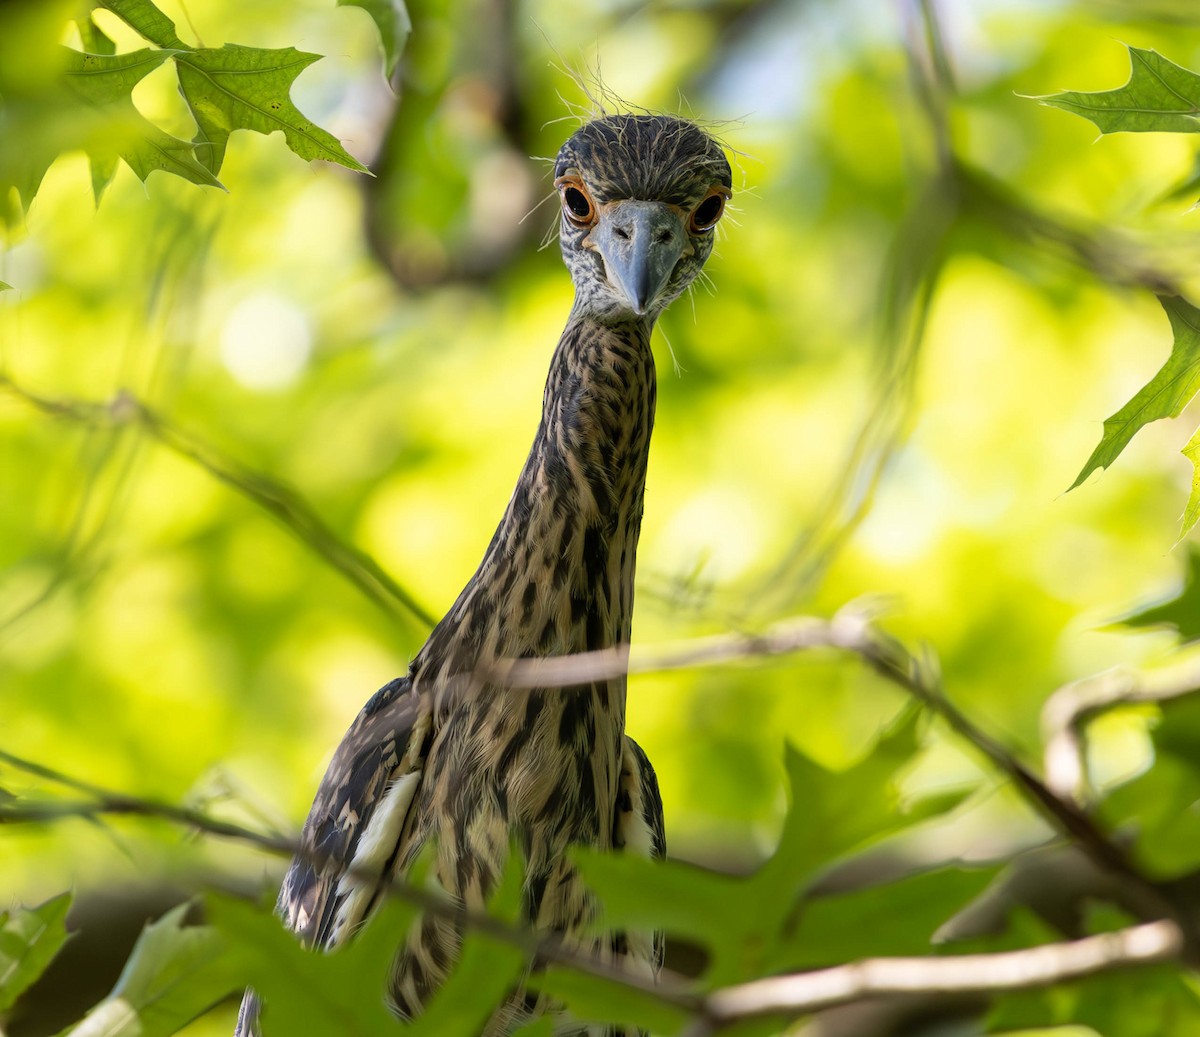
[589,200,688,316]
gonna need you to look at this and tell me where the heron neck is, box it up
[416,310,657,677]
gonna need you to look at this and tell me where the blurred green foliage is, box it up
[9,0,1200,1034]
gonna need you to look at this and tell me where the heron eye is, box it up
[555,175,596,226]
[690,188,729,232]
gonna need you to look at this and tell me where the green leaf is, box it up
[94,0,187,49]
[338,0,410,81]
[403,857,529,1037]
[776,866,997,971]
[61,46,223,196]
[0,282,12,291]
[532,966,689,1036]
[0,891,73,1014]
[67,902,237,1037]
[63,47,175,106]
[206,892,413,1036]
[1072,296,1200,489]
[1037,46,1200,135]
[1118,545,1200,641]
[174,45,369,175]
[75,15,117,56]
[1181,428,1200,537]
[575,710,958,988]
[756,706,949,896]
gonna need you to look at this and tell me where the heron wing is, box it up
[235,677,430,1037]
[279,675,431,949]
[612,734,666,973]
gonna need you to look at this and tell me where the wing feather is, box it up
[235,675,429,1037]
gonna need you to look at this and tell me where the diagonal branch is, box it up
[495,603,1165,914]
[1,748,1192,1035]
[0,375,436,632]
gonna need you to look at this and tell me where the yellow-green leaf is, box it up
[338,0,410,81]
[174,44,369,175]
[1072,296,1200,489]
[0,891,73,1014]
[1037,46,1200,135]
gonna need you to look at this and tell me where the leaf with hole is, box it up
[175,45,369,176]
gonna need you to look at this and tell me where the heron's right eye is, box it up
[554,175,596,226]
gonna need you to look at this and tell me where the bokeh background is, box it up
[5,0,1200,1031]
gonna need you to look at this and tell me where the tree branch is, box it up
[0,375,436,632]
[1042,658,1200,803]
[2,747,1193,1035]
[494,603,1169,919]
[686,920,1182,1033]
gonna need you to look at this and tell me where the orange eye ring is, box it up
[689,186,730,233]
[554,174,597,227]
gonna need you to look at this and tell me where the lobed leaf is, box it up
[61,46,223,197]
[205,892,408,1037]
[338,0,411,81]
[1038,46,1200,135]
[62,47,175,107]
[531,967,689,1036]
[93,0,186,49]
[175,45,369,175]
[1072,296,1200,490]
[1117,545,1200,641]
[66,902,237,1037]
[0,891,73,1015]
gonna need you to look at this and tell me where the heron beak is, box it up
[589,200,688,316]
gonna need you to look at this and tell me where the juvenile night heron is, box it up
[236,113,732,1035]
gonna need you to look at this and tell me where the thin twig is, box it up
[0,749,686,1008]
[1042,658,1200,803]
[2,748,1191,1034]
[0,376,436,632]
[494,604,1163,914]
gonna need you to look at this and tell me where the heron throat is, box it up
[415,309,658,689]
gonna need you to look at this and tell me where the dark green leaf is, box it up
[1038,46,1200,134]
[0,891,73,1014]
[755,706,943,897]
[0,281,12,291]
[175,45,369,175]
[63,47,175,107]
[338,0,410,81]
[94,0,187,49]
[1072,296,1200,489]
[532,967,690,1035]
[775,866,998,971]
[60,46,223,194]
[67,903,236,1037]
[1117,545,1200,641]
[206,892,409,1037]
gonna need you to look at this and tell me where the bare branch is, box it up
[1042,658,1200,803]
[494,603,1167,919]
[688,920,1182,1032]
[3,748,1193,1035]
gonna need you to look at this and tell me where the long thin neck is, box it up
[416,308,657,679]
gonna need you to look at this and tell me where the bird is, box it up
[235,112,733,1036]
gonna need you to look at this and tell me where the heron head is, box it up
[554,115,732,323]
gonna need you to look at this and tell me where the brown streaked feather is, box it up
[236,113,731,1037]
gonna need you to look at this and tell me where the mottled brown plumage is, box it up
[236,113,732,1036]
